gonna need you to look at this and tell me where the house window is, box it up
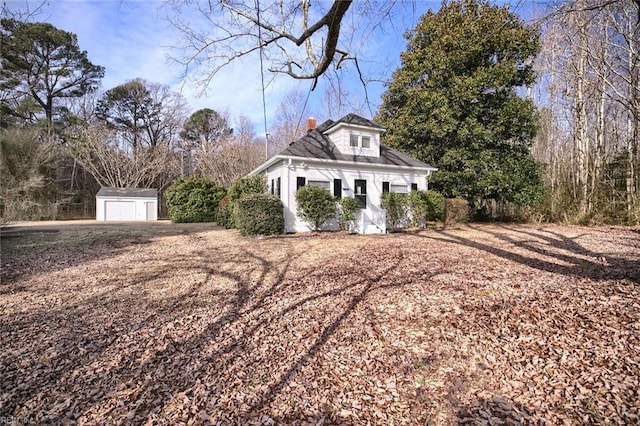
[333,179,342,199]
[411,183,418,192]
[297,177,306,190]
[390,184,408,194]
[276,177,281,197]
[382,181,390,193]
[354,179,367,208]
[270,179,274,195]
[349,133,373,148]
[308,180,330,190]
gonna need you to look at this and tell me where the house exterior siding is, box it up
[281,161,427,233]
[263,159,430,233]
[249,114,436,234]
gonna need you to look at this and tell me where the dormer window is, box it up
[323,117,383,158]
[349,133,372,148]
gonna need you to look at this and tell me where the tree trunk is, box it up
[573,23,590,216]
[625,10,639,223]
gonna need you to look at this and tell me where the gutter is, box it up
[248,155,438,176]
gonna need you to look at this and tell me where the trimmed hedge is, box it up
[295,185,336,231]
[227,175,267,204]
[219,175,267,228]
[165,177,226,223]
[235,193,284,236]
[215,195,234,228]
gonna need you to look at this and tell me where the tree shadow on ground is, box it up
[418,224,640,285]
[4,225,638,423]
[0,221,223,284]
[1,231,444,424]
[457,396,543,425]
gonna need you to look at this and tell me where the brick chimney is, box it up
[307,117,317,131]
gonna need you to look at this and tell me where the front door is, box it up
[354,179,367,209]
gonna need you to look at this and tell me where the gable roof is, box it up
[97,187,158,198]
[323,113,384,131]
[250,114,436,175]
[278,129,433,169]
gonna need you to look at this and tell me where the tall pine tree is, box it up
[0,19,104,130]
[377,0,544,213]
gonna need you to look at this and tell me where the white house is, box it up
[249,114,437,234]
[96,187,158,221]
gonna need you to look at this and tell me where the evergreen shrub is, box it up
[409,190,446,226]
[337,197,361,232]
[215,195,234,228]
[165,177,226,223]
[235,193,284,236]
[227,175,267,203]
[381,191,408,232]
[295,185,336,231]
[224,175,267,227]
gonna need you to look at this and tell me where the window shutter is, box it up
[382,182,390,193]
[333,179,342,198]
[297,177,306,190]
[270,179,274,195]
[276,177,281,197]
[411,183,418,191]
[355,179,367,208]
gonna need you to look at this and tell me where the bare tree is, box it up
[145,81,189,147]
[268,89,316,157]
[0,1,48,21]
[0,126,56,220]
[162,0,411,98]
[194,114,263,187]
[533,0,639,223]
[166,0,354,86]
[66,123,180,189]
[547,0,640,22]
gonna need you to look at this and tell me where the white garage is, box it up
[96,187,158,221]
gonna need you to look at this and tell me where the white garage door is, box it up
[105,200,136,221]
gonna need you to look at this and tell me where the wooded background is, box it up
[1,0,638,224]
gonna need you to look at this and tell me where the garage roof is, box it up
[97,187,158,198]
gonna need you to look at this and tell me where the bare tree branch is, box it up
[165,0,356,88]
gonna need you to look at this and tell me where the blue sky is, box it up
[5,1,539,135]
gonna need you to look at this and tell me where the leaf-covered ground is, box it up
[1,223,639,425]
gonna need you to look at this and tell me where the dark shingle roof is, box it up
[315,119,335,133]
[323,113,384,131]
[97,187,158,198]
[278,129,434,169]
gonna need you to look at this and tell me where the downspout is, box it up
[287,159,292,232]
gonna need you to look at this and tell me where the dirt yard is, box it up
[1,222,639,425]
